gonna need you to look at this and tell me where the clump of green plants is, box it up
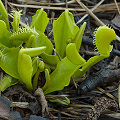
[0,0,117,100]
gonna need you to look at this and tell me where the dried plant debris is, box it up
[29,115,49,120]
[34,88,49,116]
[77,65,120,95]
[0,96,49,120]
[87,97,118,120]
[0,96,22,120]
[3,85,42,114]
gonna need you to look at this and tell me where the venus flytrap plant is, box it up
[0,4,49,91]
[44,17,87,94]
[0,0,117,102]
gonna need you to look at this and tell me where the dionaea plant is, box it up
[0,0,117,99]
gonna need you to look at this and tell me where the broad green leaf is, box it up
[18,51,33,91]
[73,22,86,51]
[30,8,49,33]
[53,9,79,58]
[36,31,53,55]
[18,47,46,91]
[40,52,60,67]
[44,57,80,94]
[66,43,86,65]
[0,43,20,79]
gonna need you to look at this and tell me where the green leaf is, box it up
[72,55,105,78]
[0,20,12,47]
[44,57,80,94]
[94,26,117,56]
[0,43,20,79]
[32,57,39,77]
[18,47,46,91]
[10,27,39,43]
[0,20,6,38]
[48,95,70,105]
[0,0,9,30]
[30,8,49,33]
[42,69,50,92]
[25,35,36,48]
[0,76,17,92]
[73,22,86,51]
[38,61,45,72]
[18,50,33,91]
[53,9,79,58]
[40,52,60,67]
[33,68,40,89]
[36,31,53,55]
[20,47,46,57]
[73,26,117,78]
[33,61,45,89]
[66,43,86,65]
[11,10,22,32]
[0,77,11,92]
[0,0,8,18]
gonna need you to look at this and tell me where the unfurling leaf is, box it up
[53,9,79,58]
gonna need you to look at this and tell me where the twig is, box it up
[97,87,118,101]
[114,0,120,15]
[8,2,84,11]
[76,0,105,25]
[69,104,93,108]
[75,0,120,41]
[17,0,76,6]
[34,88,49,115]
[66,0,68,8]
[118,81,120,108]
[75,0,105,26]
